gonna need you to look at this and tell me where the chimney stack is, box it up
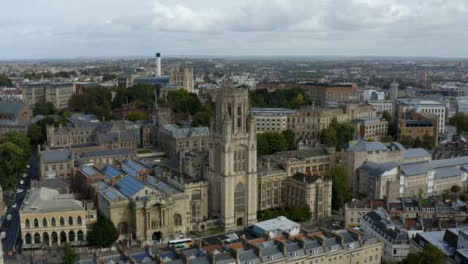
[156,52,161,76]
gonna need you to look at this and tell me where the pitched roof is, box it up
[404,148,430,159]
[114,176,145,197]
[359,161,398,178]
[348,141,387,152]
[42,149,71,163]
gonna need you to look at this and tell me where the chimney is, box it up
[156,52,161,76]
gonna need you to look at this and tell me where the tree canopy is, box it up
[0,132,31,190]
[449,112,468,134]
[257,130,297,156]
[165,89,202,115]
[402,244,445,264]
[69,88,113,121]
[325,165,353,210]
[33,101,56,116]
[0,74,12,87]
[320,120,355,151]
[399,135,435,150]
[87,214,119,247]
[62,243,79,264]
[249,88,312,109]
[258,204,312,222]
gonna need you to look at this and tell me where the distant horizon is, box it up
[3,54,468,63]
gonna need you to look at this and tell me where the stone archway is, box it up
[43,232,50,246]
[236,217,243,226]
[60,231,67,244]
[152,231,162,242]
[51,232,58,245]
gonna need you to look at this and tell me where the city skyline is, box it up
[3,0,468,60]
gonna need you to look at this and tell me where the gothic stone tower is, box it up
[208,87,257,230]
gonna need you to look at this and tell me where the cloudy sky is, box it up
[2,0,468,59]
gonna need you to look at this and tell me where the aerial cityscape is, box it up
[3,1,468,264]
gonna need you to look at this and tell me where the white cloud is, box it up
[2,0,468,59]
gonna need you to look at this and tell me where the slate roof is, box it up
[81,148,134,158]
[435,167,464,179]
[42,149,71,163]
[404,148,430,159]
[347,141,387,152]
[0,101,24,119]
[238,249,260,262]
[114,176,145,197]
[359,161,398,178]
[80,165,100,177]
[161,124,210,138]
[400,162,431,176]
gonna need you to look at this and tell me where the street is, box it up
[2,155,38,258]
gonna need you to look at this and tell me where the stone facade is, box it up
[353,118,388,141]
[23,81,74,109]
[257,147,334,219]
[156,124,210,160]
[39,149,74,181]
[170,64,194,93]
[20,188,97,248]
[287,104,377,139]
[208,87,258,230]
[251,108,296,134]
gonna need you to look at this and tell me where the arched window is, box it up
[77,216,82,225]
[34,233,41,244]
[77,230,84,241]
[34,218,39,228]
[60,217,65,226]
[42,218,47,227]
[68,231,75,242]
[234,183,245,213]
[25,233,32,244]
[68,216,73,226]
[51,217,56,227]
[173,214,182,226]
[25,219,30,229]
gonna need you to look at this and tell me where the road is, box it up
[2,155,38,258]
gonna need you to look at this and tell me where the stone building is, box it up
[23,80,74,109]
[97,172,208,242]
[39,149,74,180]
[208,87,258,230]
[75,149,136,169]
[284,173,332,221]
[0,101,33,137]
[342,141,431,195]
[353,117,388,141]
[397,99,446,133]
[287,104,377,139]
[357,161,399,199]
[397,109,439,145]
[251,108,296,133]
[20,187,97,248]
[256,147,334,219]
[170,63,194,93]
[156,124,210,160]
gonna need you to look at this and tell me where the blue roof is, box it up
[359,161,398,178]
[122,159,147,172]
[97,182,127,201]
[145,177,180,195]
[114,176,145,197]
[101,165,124,179]
[80,165,100,177]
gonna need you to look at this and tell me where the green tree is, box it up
[381,135,393,143]
[383,111,396,138]
[402,244,445,264]
[257,133,271,156]
[0,74,12,86]
[400,136,415,148]
[2,131,31,158]
[451,185,461,193]
[282,129,296,151]
[127,111,149,121]
[449,113,468,134]
[33,101,56,116]
[460,194,468,202]
[87,214,119,247]
[414,137,424,148]
[69,88,112,121]
[422,134,435,150]
[27,123,44,146]
[325,165,352,210]
[192,111,211,127]
[62,243,79,264]
[256,132,290,156]
[0,132,31,190]
[102,73,117,82]
[165,89,202,115]
[320,127,338,148]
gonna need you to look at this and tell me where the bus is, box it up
[168,238,193,249]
